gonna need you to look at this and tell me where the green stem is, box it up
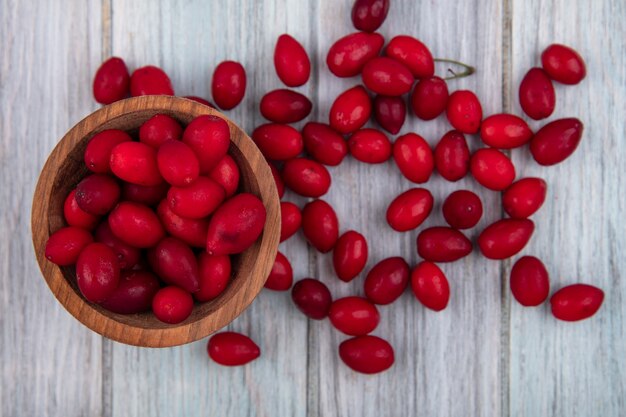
[434,58,476,80]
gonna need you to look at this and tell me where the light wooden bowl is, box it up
[31,96,281,348]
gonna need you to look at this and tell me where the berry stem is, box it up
[434,58,476,80]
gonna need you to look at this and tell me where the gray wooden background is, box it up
[1,0,624,416]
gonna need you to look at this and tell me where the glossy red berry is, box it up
[151,237,200,293]
[157,140,200,187]
[291,278,333,320]
[157,200,209,248]
[63,189,100,230]
[329,85,372,134]
[339,335,394,374]
[45,226,94,266]
[195,253,231,302]
[121,182,169,206]
[410,76,449,120]
[260,89,312,123]
[282,158,331,197]
[167,177,225,219]
[478,219,534,260]
[541,44,586,85]
[480,114,533,149]
[442,190,483,229]
[84,129,132,173]
[93,57,130,104]
[348,128,392,164]
[76,242,120,302]
[446,90,482,134]
[529,118,584,166]
[211,61,246,110]
[139,114,183,148]
[329,297,380,336]
[182,115,231,174]
[209,155,240,197]
[130,65,174,96]
[519,67,555,120]
[274,34,311,87]
[100,270,160,314]
[264,251,293,291]
[364,257,410,305]
[252,123,304,161]
[411,261,450,311]
[333,231,368,282]
[502,178,547,219]
[373,95,406,134]
[386,188,433,232]
[362,57,413,96]
[393,133,434,183]
[280,201,302,242]
[108,201,165,248]
[417,227,472,262]
[510,256,550,306]
[110,142,163,186]
[152,286,194,324]
[75,174,121,215]
[434,130,470,182]
[470,148,516,191]
[207,332,260,366]
[301,199,339,253]
[385,35,434,78]
[550,284,604,321]
[302,122,348,166]
[351,0,390,32]
[326,32,385,78]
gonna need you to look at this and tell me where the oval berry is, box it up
[519,67,555,120]
[167,177,225,219]
[446,90,483,134]
[510,256,550,306]
[108,201,165,248]
[480,114,533,149]
[301,199,339,253]
[252,123,304,161]
[157,140,200,186]
[260,89,312,124]
[393,133,434,183]
[182,115,231,174]
[411,261,450,311]
[110,142,163,186]
[139,114,183,148]
[75,174,121,215]
[100,270,160,314]
[326,32,385,78]
[282,158,331,197]
[470,148,516,191]
[195,253,231,302]
[385,35,434,78]
[478,218,535,260]
[411,76,449,120]
[274,34,311,87]
[550,284,604,321]
[152,286,194,324]
[291,278,333,320]
[151,237,200,293]
[84,129,132,173]
[121,182,169,207]
[529,118,583,166]
[362,57,413,96]
[348,128,392,164]
[339,335,394,374]
[302,122,348,166]
[130,66,174,96]
[333,231,368,282]
[351,0,389,32]
[329,85,372,134]
[209,155,240,197]
[63,189,100,230]
[280,201,302,242]
[442,190,483,229]
[502,178,547,219]
[205,193,266,255]
[93,57,130,104]
[386,188,433,232]
[211,61,246,110]
[264,251,293,291]
[95,221,140,270]
[434,130,470,182]
[157,200,208,248]
[329,297,379,336]
[417,227,472,262]
[541,44,586,85]
[45,227,94,266]
[208,332,260,366]
[364,257,410,305]
[374,95,406,134]
[76,242,120,302]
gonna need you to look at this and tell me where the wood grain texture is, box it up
[1,0,625,416]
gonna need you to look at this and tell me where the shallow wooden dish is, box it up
[31,96,280,348]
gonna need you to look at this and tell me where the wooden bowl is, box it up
[31,96,280,348]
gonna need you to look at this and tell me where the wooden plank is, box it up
[107,1,312,416]
[0,1,105,416]
[309,1,505,416]
[508,0,626,416]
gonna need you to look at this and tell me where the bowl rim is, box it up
[31,96,281,347]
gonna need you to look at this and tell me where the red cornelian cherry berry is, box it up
[326,32,385,78]
[157,140,200,187]
[195,253,231,302]
[63,189,100,230]
[157,200,209,248]
[442,190,483,229]
[211,61,246,110]
[110,142,163,186]
[280,201,302,242]
[417,227,472,262]
[434,130,470,182]
[274,34,311,87]
[519,67,556,120]
[268,162,285,199]
[76,242,120,303]
[264,251,293,291]
[108,201,165,248]
[167,177,225,219]
[478,218,535,260]
[351,0,390,32]
[45,226,94,266]
[446,90,483,134]
[373,95,406,134]
[208,332,260,366]
[100,270,160,315]
[339,335,394,374]
[122,182,169,206]
[130,65,174,96]
[362,57,414,96]
[385,35,434,78]
[182,115,231,174]
[282,158,331,198]
[502,177,547,219]
[301,199,339,253]
[329,296,380,336]
[364,257,410,305]
[291,278,333,319]
[411,76,449,120]
[93,57,130,104]
[393,133,434,183]
[333,231,368,282]
[510,256,550,307]
[209,155,240,197]
[550,284,604,321]
[139,114,183,148]
[84,129,132,174]
[480,114,533,149]
[95,221,140,270]
[470,148,516,191]
[252,123,304,161]
[329,85,372,134]
[529,118,584,166]
[152,286,194,324]
[348,128,392,164]
[411,261,450,311]
[260,89,312,123]
[302,122,348,166]
[386,188,434,232]
[541,44,586,85]
[75,174,121,215]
